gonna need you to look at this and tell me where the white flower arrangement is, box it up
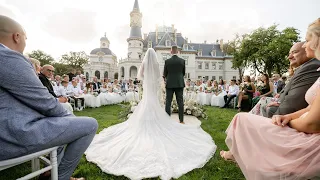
[119,85,208,120]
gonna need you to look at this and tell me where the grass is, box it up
[0,105,244,180]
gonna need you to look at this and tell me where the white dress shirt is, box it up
[228,85,239,96]
[55,86,67,97]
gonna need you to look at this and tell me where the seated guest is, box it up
[251,73,273,107]
[236,75,255,112]
[211,80,226,107]
[55,80,74,113]
[92,76,101,93]
[28,57,41,74]
[221,79,239,108]
[272,73,285,94]
[262,42,320,117]
[67,80,85,111]
[0,15,97,180]
[39,65,68,103]
[220,18,320,180]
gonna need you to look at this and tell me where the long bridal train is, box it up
[85,48,216,180]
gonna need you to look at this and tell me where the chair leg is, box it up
[31,158,40,172]
[50,149,58,180]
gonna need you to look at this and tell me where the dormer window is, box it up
[183,44,188,50]
[211,50,216,56]
[198,50,202,56]
[165,40,171,47]
[148,41,152,48]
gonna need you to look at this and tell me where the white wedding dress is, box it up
[85,49,216,180]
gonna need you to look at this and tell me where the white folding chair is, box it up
[0,146,59,180]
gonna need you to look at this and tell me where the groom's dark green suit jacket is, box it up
[163,55,185,88]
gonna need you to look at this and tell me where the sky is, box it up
[0,0,319,61]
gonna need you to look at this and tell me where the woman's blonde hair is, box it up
[307,18,320,59]
[29,57,40,69]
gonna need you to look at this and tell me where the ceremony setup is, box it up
[1,0,320,180]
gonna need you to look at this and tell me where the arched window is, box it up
[95,70,100,79]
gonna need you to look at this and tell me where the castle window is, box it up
[165,40,171,47]
[219,62,223,70]
[198,50,202,56]
[183,44,188,50]
[148,41,152,48]
[205,62,209,69]
[211,50,216,56]
[212,62,216,70]
[197,62,202,69]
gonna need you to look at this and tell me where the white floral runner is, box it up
[127,113,201,126]
[170,113,202,126]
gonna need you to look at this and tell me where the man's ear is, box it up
[12,33,21,43]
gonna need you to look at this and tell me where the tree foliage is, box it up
[224,34,248,80]
[52,62,70,75]
[228,25,299,77]
[27,50,55,66]
[60,51,89,71]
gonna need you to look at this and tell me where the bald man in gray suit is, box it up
[0,15,97,180]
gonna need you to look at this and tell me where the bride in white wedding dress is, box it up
[85,48,216,180]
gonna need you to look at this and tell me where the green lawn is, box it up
[0,105,244,180]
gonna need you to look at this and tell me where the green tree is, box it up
[53,62,69,76]
[224,34,248,80]
[27,50,55,66]
[235,25,299,77]
[60,51,89,71]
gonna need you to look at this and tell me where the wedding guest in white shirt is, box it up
[221,79,239,108]
[68,80,85,111]
[54,80,74,113]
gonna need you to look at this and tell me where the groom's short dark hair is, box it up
[171,45,178,52]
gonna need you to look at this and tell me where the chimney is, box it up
[185,37,188,44]
[156,24,158,44]
[220,39,224,52]
[172,24,175,32]
[144,33,147,40]
[204,40,207,44]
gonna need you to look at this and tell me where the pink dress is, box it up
[225,77,320,180]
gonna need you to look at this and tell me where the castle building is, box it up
[83,34,118,81]
[86,0,238,82]
[119,0,238,81]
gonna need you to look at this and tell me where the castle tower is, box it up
[127,0,143,61]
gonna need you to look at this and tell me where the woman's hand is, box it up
[272,115,292,127]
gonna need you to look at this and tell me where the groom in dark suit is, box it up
[163,46,186,124]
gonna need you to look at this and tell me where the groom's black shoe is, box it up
[180,121,185,124]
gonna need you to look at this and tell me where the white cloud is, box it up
[42,8,98,43]
[1,0,318,60]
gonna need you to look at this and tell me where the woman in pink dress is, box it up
[220,18,320,180]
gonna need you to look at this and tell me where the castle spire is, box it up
[129,0,142,39]
[133,0,140,11]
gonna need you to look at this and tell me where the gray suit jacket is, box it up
[275,58,320,115]
[163,55,185,88]
[0,44,72,160]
